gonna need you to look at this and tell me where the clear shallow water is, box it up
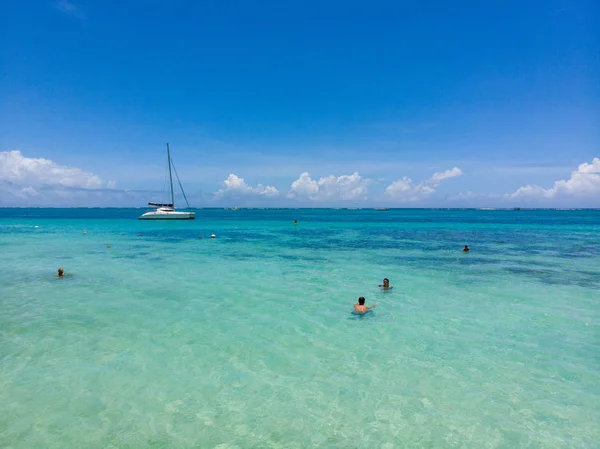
[1,208,599,448]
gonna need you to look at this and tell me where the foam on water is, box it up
[1,209,599,447]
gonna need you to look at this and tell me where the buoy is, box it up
[211,234,216,239]
[137,233,142,236]
[106,245,111,248]
[83,232,87,235]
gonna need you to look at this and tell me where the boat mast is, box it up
[167,143,175,207]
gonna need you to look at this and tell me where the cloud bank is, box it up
[287,172,369,201]
[509,158,600,200]
[3,150,598,207]
[0,150,112,189]
[0,150,128,206]
[215,174,279,198]
[385,167,463,201]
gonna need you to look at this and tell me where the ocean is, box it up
[1,208,598,448]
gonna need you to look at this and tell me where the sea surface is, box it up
[1,208,599,448]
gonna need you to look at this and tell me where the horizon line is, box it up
[1,207,599,211]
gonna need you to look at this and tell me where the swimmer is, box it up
[354,296,376,314]
[379,278,392,289]
[463,245,470,252]
[56,268,64,277]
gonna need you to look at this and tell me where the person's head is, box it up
[464,245,469,249]
[358,296,365,305]
[57,268,64,276]
[383,278,389,287]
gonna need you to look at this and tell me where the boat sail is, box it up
[139,144,195,220]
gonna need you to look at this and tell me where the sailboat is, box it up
[138,144,195,220]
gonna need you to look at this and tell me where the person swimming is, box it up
[354,296,376,314]
[56,268,64,277]
[463,245,470,252]
[379,278,392,289]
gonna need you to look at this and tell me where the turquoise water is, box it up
[1,208,599,448]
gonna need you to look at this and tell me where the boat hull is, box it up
[138,211,195,220]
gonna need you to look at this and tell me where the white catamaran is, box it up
[139,144,195,220]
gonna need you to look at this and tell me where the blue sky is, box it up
[1,0,598,207]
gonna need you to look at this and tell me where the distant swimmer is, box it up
[463,245,470,252]
[56,268,65,277]
[354,296,376,314]
[379,278,392,290]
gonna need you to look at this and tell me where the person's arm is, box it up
[368,303,377,309]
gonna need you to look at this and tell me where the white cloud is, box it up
[385,166,462,201]
[510,158,600,199]
[287,172,369,201]
[430,167,463,183]
[20,186,40,197]
[54,0,85,19]
[510,184,551,199]
[288,172,319,199]
[0,150,114,189]
[215,174,279,198]
[384,177,435,202]
[0,150,128,206]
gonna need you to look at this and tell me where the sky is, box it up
[1,0,598,207]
